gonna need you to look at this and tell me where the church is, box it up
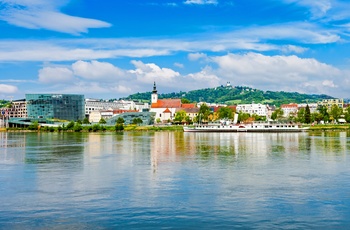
[149,82,196,123]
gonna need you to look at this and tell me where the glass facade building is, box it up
[26,94,85,121]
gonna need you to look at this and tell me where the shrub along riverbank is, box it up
[3,124,184,132]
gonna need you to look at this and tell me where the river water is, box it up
[0,131,350,229]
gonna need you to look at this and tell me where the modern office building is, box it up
[26,94,85,121]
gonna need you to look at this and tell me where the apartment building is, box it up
[317,99,344,110]
[235,103,268,117]
[7,99,27,118]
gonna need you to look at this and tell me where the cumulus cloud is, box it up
[184,0,218,5]
[0,84,18,94]
[129,60,180,84]
[38,67,74,84]
[186,66,220,88]
[0,0,111,34]
[211,52,342,95]
[72,60,125,81]
[188,52,208,61]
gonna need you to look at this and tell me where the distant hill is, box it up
[119,85,333,107]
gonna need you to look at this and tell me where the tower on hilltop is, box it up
[151,82,158,104]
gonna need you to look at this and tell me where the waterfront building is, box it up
[281,103,298,117]
[7,99,27,118]
[298,103,318,113]
[318,98,344,110]
[85,99,149,117]
[175,107,200,121]
[236,103,268,117]
[26,94,85,121]
[150,82,196,123]
[85,99,122,116]
[106,112,155,126]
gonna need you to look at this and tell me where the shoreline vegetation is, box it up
[1,124,350,132]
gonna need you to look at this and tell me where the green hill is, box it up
[120,85,333,107]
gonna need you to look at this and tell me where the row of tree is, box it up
[173,103,349,124]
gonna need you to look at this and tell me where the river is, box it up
[1,131,350,229]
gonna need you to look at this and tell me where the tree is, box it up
[304,104,311,124]
[28,121,39,131]
[132,118,143,125]
[217,107,233,120]
[174,110,187,123]
[156,118,161,124]
[238,112,250,123]
[296,108,305,123]
[66,121,75,130]
[317,106,329,123]
[181,98,191,104]
[116,117,125,124]
[252,114,266,121]
[83,117,90,124]
[115,124,124,131]
[330,104,342,123]
[99,118,107,124]
[271,108,284,121]
[73,123,82,132]
[198,103,211,123]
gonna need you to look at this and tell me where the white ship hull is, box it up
[183,123,308,132]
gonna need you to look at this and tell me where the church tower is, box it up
[151,81,158,104]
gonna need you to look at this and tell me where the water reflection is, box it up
[0,132,26,164]
[1,131,350,228]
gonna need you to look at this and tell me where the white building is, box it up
[236,103,268,117]
[281,103,298,117]
[85,99,149,116]
[298,103,318,113]
[149,82,196,123]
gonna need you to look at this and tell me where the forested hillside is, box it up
[119,85,332,107]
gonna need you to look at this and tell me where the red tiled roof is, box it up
[281,103,298,108]
[181,103,196,108]
[163,108,171,113]
[151,99,181,108]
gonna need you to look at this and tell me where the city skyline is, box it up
[1,0,350,100]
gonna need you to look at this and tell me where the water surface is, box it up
[1,131,350,229]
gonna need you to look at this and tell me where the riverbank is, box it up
[307,124,350,131]
[2,124,349,132]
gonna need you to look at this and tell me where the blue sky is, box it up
[1,0,350,100]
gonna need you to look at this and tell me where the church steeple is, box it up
[151,81,158,104]
[152,81,157,94]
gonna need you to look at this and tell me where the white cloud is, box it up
[188,52,208,61]
[184,0,218,5]
[72,60,125,81]
[283,0,332,19]
[186,66,220,88]
[174,62,184,68]
[211,52,342,95]
[0,84,18,94]
[129,60,180,84]
[0,0,111,34]
[110,85,133,94]
[0,40,171,61]
[38,67,74,84]
[281,45,308,54]
[322,80,337,88]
